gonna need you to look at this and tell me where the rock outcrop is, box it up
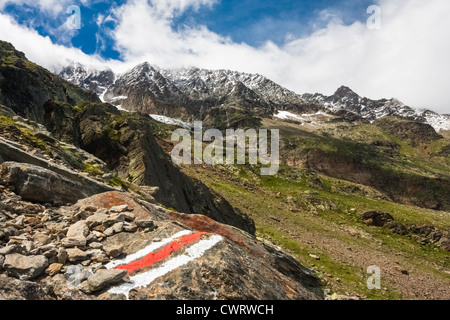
[0,161,113,205]
[0,41,99,124]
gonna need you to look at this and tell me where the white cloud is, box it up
[0,0,449,113]
[0,12,106,70]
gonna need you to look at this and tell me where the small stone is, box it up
[86,269,128,293]
[103,213,127,228]
[86,211,109,229]
[86,233,98,244]
[67,221,89,239]
[123,223,138,233]
[122,212,135,222]
[109,205,129,214]
[84,206,98,213]
[81,260,91,266]
[15,215,25,226]
[21,241,34,253]
[0,255,4,270]
[64,265,92,286]
[135,219,154,229]
[87,249,109,263]
[66,248,88,262]
[104,244,123,258]
[309,254,320,260]
[45,263,63,277]
[33,233,52,246]
[104,227,114,237]
[92,231,106,240]
[57,247,68,265]
[3,254,49,280]
[61,237,87,248]
[112,222,124,233]
[0,246,18,255]
[89,242,103,250]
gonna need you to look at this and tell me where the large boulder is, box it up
[0,162,113,205]
[3,254,48,280]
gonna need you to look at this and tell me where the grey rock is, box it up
[66,221,89,239]
[0,162,113,205]
[64,265,92,286]
[103,213,126,228]
[86,269,127,293]
[66,248,88,262]
[86,211,109,229]
[104,222,123,236]
[0,245,17,255]
[57,247,68,265]
[109,204,129,213]
[61,237,87,248]
[104,244,123,258]
[88,242,103,250]
[3,253,49,280]
[135,219,154,229]
[86,249,109,263]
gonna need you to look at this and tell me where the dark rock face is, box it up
[0,41,99,124]
[361,211,395,227]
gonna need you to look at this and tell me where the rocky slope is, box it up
[0,40,322,300]
[0,189,322,300]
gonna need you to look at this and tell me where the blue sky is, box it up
[0,0,374,61]
[0,0,449,113]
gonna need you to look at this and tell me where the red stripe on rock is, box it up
[116,232,207,273]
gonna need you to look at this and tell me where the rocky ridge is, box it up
[303,86,450,132]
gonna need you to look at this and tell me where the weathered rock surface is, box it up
[0,162,113,205]
[3,254,48,280]
[84,269,127,293]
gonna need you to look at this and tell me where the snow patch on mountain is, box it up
[149,115,193,130]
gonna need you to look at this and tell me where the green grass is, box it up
[82,163,104,177]
[180,161,450,300]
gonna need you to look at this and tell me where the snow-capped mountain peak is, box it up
[58,62,450,132]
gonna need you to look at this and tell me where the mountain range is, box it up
[59,62,450,132]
